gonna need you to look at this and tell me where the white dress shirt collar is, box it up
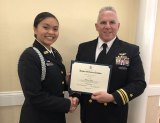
[97,37,116,50]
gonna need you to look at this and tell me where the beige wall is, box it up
[146,96,160,123]
[0,0,139,91]
[0,0,140,123]
[150,0,160,84]
[145,0,160,122]
[0,106,21,123]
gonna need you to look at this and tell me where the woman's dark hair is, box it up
[33,12,59,28]
[33,12,59,37]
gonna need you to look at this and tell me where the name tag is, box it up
[46,60,54,66]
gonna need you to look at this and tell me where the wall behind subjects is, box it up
[0,0,139,123]
[0,0,139,91]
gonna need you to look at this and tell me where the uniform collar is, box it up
[97,37,116,50]
[35,39,53,54]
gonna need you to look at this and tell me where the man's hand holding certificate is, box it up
[70,61,111,93]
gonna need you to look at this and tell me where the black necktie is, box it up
[96,43,107,63]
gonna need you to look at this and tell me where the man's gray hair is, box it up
[99,6,117,14]
[97,6,119,22]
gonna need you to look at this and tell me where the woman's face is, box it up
[34,17,59,48]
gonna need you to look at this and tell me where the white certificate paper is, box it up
[70,62,111,93]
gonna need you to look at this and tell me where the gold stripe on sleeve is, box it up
[120,89,129,103]
[117,90,125,105]
[119,89,127,104]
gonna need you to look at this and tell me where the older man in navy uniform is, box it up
[74,6,146,123]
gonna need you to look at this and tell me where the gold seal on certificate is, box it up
[70,61,111,93]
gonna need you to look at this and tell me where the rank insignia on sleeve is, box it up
[116,53,130,66]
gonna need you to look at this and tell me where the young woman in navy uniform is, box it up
[18,12,76,123]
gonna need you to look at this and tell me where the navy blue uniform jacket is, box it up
[18,40,70,123]
[75,38,146,123]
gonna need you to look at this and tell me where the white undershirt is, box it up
[95,37,116,61]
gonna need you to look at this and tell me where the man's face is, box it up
[95,10,120,42]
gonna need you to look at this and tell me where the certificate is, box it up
[70,61,111,93]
